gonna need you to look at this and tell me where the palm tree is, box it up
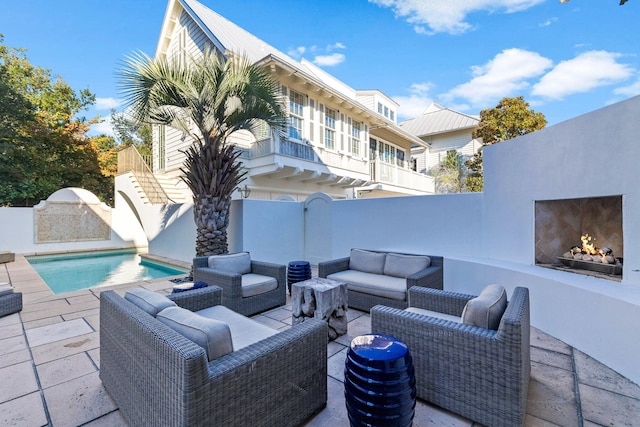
[118,48,286,256]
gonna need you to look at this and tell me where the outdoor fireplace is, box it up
[534,196,623,280]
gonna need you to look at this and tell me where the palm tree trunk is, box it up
[193,194,231,256]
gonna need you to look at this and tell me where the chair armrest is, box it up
[318,257,350,277]
[193,256,210,269]
[167,285,222,311]
[251,260,286,282]
[193,268,243,298]
[406,264,443,290]
[408,286,474,317]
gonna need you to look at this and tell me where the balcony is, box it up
[369,159,435,194]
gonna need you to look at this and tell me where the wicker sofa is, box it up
[193,253,286,316]
[318,249,443,311]
[371,285,530,427]
[100,286,327,427]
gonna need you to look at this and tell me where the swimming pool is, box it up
[27,250,187,294]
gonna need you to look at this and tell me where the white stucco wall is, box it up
[0,191,147,255]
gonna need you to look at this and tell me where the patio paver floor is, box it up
[2,255,640,426]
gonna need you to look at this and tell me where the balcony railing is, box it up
[240,137,369,175]
[117,146,170,204]
[370,160,435,193]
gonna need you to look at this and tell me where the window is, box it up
[288,90,304,140]
[396,149,405,166]
[324,107,337,150]
[350,120,362,156]
[377,102,383,114]
[390,111,395,122]
[384,106,389,118]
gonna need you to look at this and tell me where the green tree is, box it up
[110,109,153,158]
[118,48,286,256]
[432,150,466,193]
[465,96,546,192]
[0,35,108,206]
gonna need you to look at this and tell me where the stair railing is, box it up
[117,146,170,204]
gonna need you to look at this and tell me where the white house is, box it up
[402,102,481,174]
[118,0,436,205]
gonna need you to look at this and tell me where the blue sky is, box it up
[1,0,638,136]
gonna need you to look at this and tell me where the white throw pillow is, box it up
[461,284,507,330]
[157,306,233,362]
[125,288,176,317]
[349,249,386,275]
[383,253,431,278]
[0,285,14,296]
[207,252,251,275]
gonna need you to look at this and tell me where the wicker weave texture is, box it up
[318,250,444,312]
[371,286,530,427]
[193,256,286,316]
[100,286,328,427]
[0,292,22,317]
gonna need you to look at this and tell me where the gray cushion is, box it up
[461,284,508,330]
[327,270,407,301]
[197,305,278,350]
[384,253,431,278]
[241,273,278,297]
[208,252,251,275]
[349,249,386,275]
[0,285,14,297]
[157,306,233,362]
[124,288,176,317]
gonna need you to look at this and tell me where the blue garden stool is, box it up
[344,334,416,427]
[287,261,311,294]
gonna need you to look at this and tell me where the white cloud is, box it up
[313,53,345,67]
[327,42,346,51]
[368,0,544,35]
[287,46,307,58]
[89,117,115,136]
[95,97,121,110]
[614,78,640,97]
[393,82,434,119]
[532,51,634,100]
[442,48,552,107]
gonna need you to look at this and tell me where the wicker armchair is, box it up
[371,286,530,427]
[193,253,286,316]
[0,292,22,317]
[100,286,328,427]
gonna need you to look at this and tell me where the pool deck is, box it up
[2,254,640,426]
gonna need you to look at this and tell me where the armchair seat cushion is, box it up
[405,307,461,323]
[241,273,278,297]
[125,288,176,316]
[157,306,233,361]
[196,305,278,350]
[327,270,406,301]
[207,252,251,275]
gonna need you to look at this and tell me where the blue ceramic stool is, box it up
[345,334,416,427]
[287,261,311,294]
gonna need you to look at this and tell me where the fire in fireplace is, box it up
[557,233,622,276]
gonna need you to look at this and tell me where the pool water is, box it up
[27,251,187,294]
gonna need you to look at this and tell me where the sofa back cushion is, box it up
[208,252,251,275]
[461,284,508,330]
[157,306,233,362]
[349,249,386,275]
[384,253,431,278]
[125,288,176,317]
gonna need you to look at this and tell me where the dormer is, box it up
[355,90,398,123]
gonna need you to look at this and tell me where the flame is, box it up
[581,234,598,255]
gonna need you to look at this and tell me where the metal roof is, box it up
[400,102,480,138]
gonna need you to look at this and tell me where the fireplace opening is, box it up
[535,196,623,281]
